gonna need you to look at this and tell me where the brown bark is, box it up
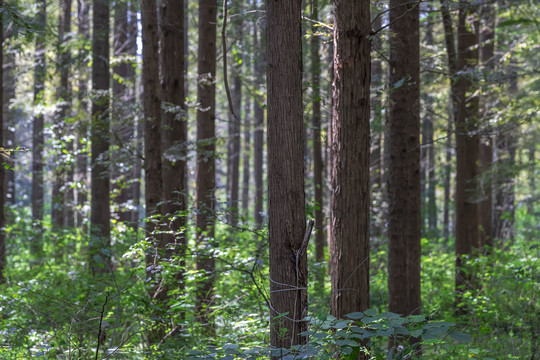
[455,3,481,299]
[253,7,264,229]
[195,0,217,331]
[267,0,307,350]
[387,0,421,324]
[330,0,371,334]
[310,0,325,289]
[31,0,47,256]
[76,0,89,229]
[90,0,111,274]
[141,0,164,284]
[160,0,187,300]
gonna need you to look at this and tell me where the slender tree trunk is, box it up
[3,48,15,206]
[443,121,452,242]
[387,0,421,329]
[371,12,383,238]
[160,0,187,309]
[455,3,481,306]
[330,1,371,343]
[141,0,164,288]
[267,0,307,350]
[90,0,111,274]
[76,0,90,229]
[253,6,264,229]
[241,85,251,217]
[195,0,217,332]
[427,116,437,234]
[31,0,47,256]
[310,0,325,289]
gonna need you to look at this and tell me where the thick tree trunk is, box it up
[387,0,421,326]
[195,0,217,332]
[253,8,264,229]
[160,0,187,306]
[330,0,371,336]
[310,0,325,288]
[90,0,111,274]
[31,0,47,256]
[267,0,307,350]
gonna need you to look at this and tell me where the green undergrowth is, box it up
[0,206,538,359]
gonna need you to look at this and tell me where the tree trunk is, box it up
[253,5,264,229]
[160,0,187,308]
[455,3,481,305]
[76,0,90,229]
[267,0,307,350]
[195,0,217,332]
[387,0,421,328]
[310,0,325,289]
[31,0,47,256]
[90,0,111,274]
[3,48,15,206]
[330,0,371,338]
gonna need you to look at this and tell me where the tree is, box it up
[310,0,325,288]
[267,0,307,350]
[90,0,111,274]
[329,0,370,339]
[195,0,217,331]
[454,1,482,302]
[32,0,47,256]
[141,0,164,302]
[387,0,421,325]
[160,0,187,304]
[253,3,264,229]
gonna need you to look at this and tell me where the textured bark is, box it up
[31,0,47,255]
[455,4,481,300]
[90,0,111,274]
[141,0,164,289]
[478,2,495,248]
[387,0,421,323]
[311,0,325,289]
[330,0,371,334]
[112,0,132,224]
[267,0,307,350]
[195,0,217,331]
[253,9,264,229]
[76,0,90,229]
[160,0,187,300]
[0,13,5,282]
[370,12,383,238]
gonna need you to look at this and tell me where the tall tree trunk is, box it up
[3,47,15,206]
[112,0,131,223]
[267,0,307,350]
[310,0,325,290]
[76,0,90,229]
[0,12,5,282]
[387,0,421,329]
[330,0,371,344]
[370,11,383,238]
[90,0,111,274]
[241,84,251,217]
[443,121,452,242]
[141,0,164,304]
[195,0,217,332]
[253,5,264,229]
[31,0,47,256]
[455,3,481,306]
[53,0,72,230]
[160,0,187,312]
[478,2,495,248]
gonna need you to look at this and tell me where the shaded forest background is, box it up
[0,0,538,359]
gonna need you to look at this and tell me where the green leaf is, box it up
[449,330,471,343]
[498,18,538,27]
[345,312,364,320]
